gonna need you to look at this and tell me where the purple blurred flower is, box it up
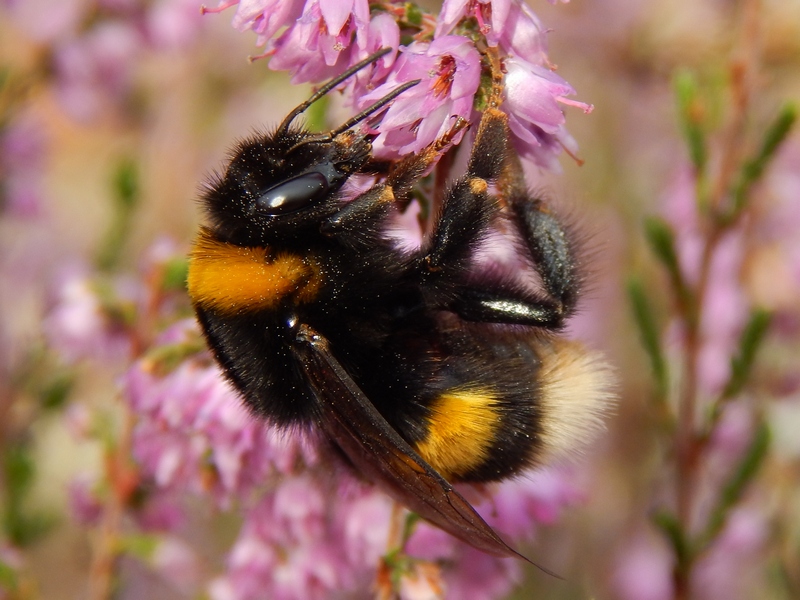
[485,467,583,531]
[1,0,86,43]
[692,508,768,600]
[443,547,521,600]
[358,36,481,158]
[503,55,593,171]
[127,360,269,505]
[209,479,352,600]
[44,265,133,364]
[152,536,202,593]
[54,21,143,121]
[68,475,104,526]
[147,0,205,49]
[613,534,675,600]
[0,115,48,217]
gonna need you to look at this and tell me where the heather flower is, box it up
[53,20,144,121]
[692,508,768,600]
[435,0,513,46]
[485,467,583,531]
[503,55,593,170]
[221,0,304,50]
[436,1,548,66]
[152,536,202,593]
[348,12,401,92]
[268,0,371,83]
[67,475,104,526]
[147,0,205,49]
[210,482,352,600]
[496,0,549,66]
[44,265,133,364]
[442,547,521,600]
[613,534,675,600]
[125,357,278,506]
[357,36,481,157]
[0,115,48,217]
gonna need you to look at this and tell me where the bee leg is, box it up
[321,119,469,247]
[425,100,578,328]
[420,103,516,274]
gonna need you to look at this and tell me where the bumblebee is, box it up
[187,48,613,560]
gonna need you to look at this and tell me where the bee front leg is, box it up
[424,100,580,328]
[321,119,470,249]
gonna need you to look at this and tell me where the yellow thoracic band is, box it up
[187,227,321,314]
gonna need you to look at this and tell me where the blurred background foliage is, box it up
[1,0,799,598]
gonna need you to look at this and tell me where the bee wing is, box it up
[291,324,527,560]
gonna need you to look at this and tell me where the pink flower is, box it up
[692,508,768,600]
[503,55,593,170]
[436,0,513,46]
[54,20,143,121]
[44,266,133,364]
[210,484,353,600]
[443,547,521,600]
[124,352,315,507]
[0,115,48,217]
[497,0,549,65]
[152,536,201,593]
[485,467,583,532]
[147,0,205,49]
[436,1,549,64]
[613,534,675,600]
[268,0,371,83]
[67,475,103,526]
[225,0,304,49]
[358,36,481,157]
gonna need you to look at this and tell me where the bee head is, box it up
[201,126,374,246]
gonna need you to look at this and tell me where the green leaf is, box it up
[405,3,424,27]
[674,71,708,173]
[644,217,694,324]
[627,277,668,398]
[97,158,141,271]
[721,309,771,400]
[3,445,34,495]
[304,94,329,133]
[653,511,692,571]
[121,533,159,560]
[728,103,797,221]
[162,257,189,292]
[113,158,139,210]
[39,371,74,411]
[702,420,770,545]
[0,559,19,591]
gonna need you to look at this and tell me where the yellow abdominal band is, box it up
[415,387,500,481]
[187,228,321,314]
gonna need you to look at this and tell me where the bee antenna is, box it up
[329,79,419,138]
[279,47,395,134]
[285,79,420,155]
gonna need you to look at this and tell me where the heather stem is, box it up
[672,1,762,597]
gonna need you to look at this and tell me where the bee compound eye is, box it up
[256,171,330,215]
